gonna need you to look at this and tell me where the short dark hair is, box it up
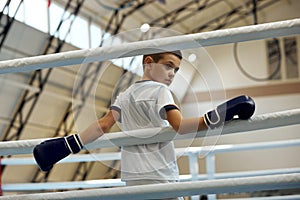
[142,50,182,64]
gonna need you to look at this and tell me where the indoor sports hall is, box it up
[0,1,299,199]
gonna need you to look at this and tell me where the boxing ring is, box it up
[0,19,300,199]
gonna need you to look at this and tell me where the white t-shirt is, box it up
[111,80,179,181]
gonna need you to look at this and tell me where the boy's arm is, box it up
[166,109,207,135]
[33,110,119,172]
[166,95,255,134]
[79,109,119,145]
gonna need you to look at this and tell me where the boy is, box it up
[34,50,255,198]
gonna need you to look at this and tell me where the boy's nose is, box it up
[169,69,175,77]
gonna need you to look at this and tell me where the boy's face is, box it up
[146,53,181,86]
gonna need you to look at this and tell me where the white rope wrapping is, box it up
[0,109,299,156]
[0,173,299,200]
[1,168,299,191]
[0,19,299,74]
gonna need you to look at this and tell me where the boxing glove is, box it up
[204,95,255,129]
[33,134,83,172]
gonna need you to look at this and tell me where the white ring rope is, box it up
[2,168,300,191]
[0,109,300,156]
[0,173,299,200]
[0,19,299,74]
[2,139,300,165]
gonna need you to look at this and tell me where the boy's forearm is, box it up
[166,109,207,134]
[79,120,106,145]
[177,117,207,134]
[79,110,118,145]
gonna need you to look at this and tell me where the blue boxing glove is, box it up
[33,134,83,172]
[204,95,255,129]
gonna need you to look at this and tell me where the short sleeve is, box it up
[110,95,122,122]
[157,86,179,119]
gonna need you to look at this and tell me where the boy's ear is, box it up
[144,56,154,64]
[143,56,154,71]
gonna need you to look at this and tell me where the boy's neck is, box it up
[141,74,152,82]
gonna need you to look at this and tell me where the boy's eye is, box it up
[164,64,179,73]
[174,67,179,73]
[166,65,173,70]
